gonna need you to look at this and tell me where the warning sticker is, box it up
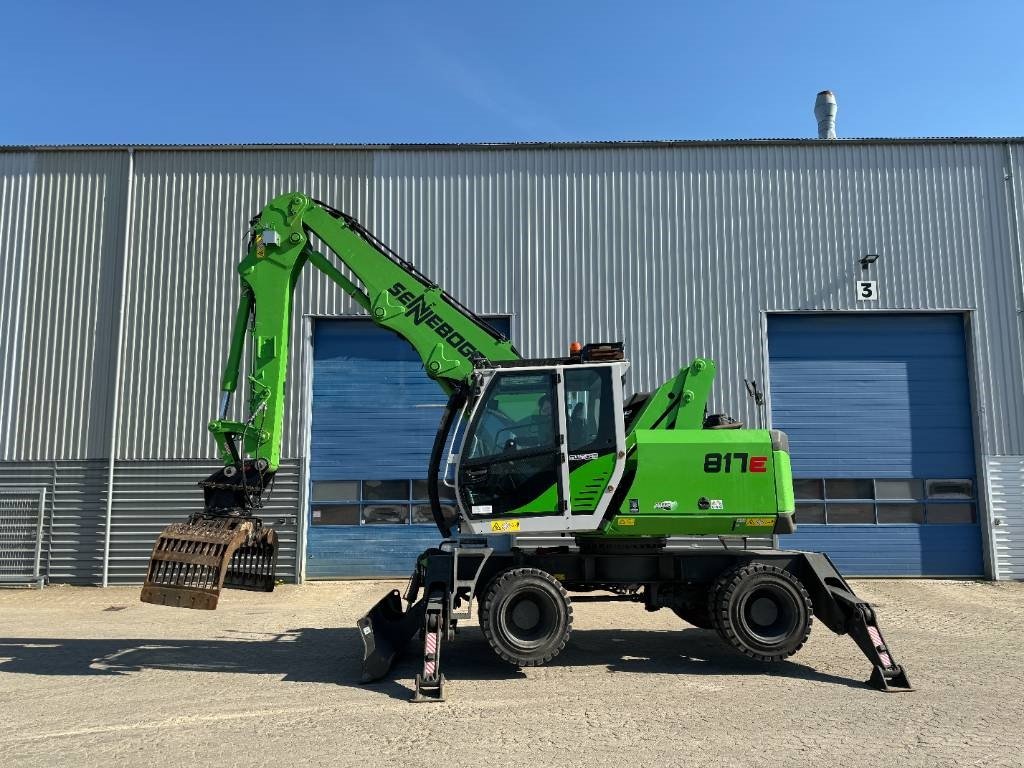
[710,499,724,510]
[490,519,521,532]
[618,517,636,526]
[734,517,774,529]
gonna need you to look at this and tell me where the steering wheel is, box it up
[494,426,520,452]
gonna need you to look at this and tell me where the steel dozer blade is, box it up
[140,517,278,610]
[358,589,426,683]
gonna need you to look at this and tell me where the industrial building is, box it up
[1,136,1022,585]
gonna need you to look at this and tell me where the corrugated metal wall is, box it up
[2,140,1023,581]
[985,456,1024,580]
[111,142,1024,459]
[0,151,128,461]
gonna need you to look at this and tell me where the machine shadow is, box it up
[0,625,865,698]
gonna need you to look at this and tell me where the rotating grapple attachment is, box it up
[140,516,278,610]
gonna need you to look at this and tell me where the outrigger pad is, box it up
[358,590,426,683]
[140,517,277,610]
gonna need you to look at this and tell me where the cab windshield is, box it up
[459,371,562,518]
[466,373,556,460]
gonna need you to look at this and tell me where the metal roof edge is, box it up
[2,137,1023,153]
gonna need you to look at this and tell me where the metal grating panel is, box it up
[986,456,1024,580]
[0,487,45,586]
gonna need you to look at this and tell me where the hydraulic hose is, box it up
[428,389,467,538]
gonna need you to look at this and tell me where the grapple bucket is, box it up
[358,589,426,682]
[140,517,278,610]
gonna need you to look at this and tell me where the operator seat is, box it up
[568,402,587,445]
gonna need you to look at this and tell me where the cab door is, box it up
[456,371,566,520]
[563,366,619,515]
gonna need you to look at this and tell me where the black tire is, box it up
[706,571,732,633]
[671,602,714,630]
[480,567,573,666]
[710,563,813,662]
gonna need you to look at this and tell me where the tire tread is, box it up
[480,567,573,667]
[710,563,813,662]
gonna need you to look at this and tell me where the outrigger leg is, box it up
[358,571,450,702]
[800,552,913,692]
[411,589,448,702]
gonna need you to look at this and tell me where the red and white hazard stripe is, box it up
[867,626,893,668]
[424,632,437,677]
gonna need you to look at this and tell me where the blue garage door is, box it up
[308,317,510,578]
[768,314,982,576]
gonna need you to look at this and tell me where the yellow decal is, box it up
[490,519,520,532]
[618,517,636,526]
[741,517,775,527]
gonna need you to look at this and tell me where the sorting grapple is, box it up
[140,516,277,610]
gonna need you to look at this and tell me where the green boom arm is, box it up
[208,192,520,473]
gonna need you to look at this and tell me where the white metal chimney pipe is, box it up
[814,90,837,139]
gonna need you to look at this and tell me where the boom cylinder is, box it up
[221,288,252,393]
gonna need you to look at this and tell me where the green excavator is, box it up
[140,193,911,701]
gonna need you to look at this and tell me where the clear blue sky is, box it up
[4,0,1022,145]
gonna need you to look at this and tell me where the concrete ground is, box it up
[1,579,1022,768]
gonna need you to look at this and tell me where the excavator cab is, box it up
[453,359,628,537]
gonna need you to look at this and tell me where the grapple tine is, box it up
[224,526,278,592]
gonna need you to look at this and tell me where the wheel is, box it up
[671,603,714,630]
[480,567,573,666]
[710,563,813,662]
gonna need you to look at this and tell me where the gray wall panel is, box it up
[0,152,128,461]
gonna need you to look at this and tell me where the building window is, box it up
[311,480,456,525]
[794,478,976,525]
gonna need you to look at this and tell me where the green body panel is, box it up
[605,429,784,537]
[210,193,519,471]
[502,453,616,517]
[568,453,616,513]
[497,454,614,520]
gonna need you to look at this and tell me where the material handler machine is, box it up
[141,193,912,701]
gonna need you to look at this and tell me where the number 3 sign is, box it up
[856,280,878,301]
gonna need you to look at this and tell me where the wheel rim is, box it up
[497,588,560,651]
[737,584,800,646]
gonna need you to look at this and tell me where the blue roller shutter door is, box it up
[767,314,982,576]
[308,317,509,578]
